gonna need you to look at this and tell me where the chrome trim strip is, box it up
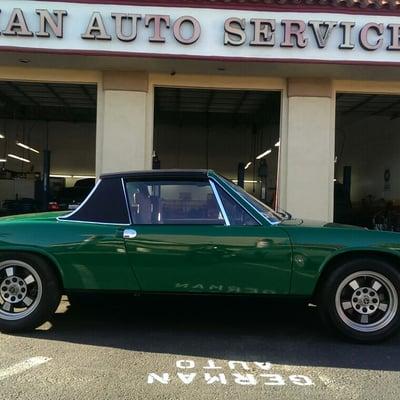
[210,180,230,226]
[57,219,130,226]
[121,177,132,225]
[57,179,102,222]
[209,178,266,226]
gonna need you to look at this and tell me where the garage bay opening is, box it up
[0,81,97,215]
[153,87,281,207]
[335,93,400,231]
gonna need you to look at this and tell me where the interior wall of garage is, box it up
[154,113,280,203]
[0,118,96,179]
[336,115,400,204]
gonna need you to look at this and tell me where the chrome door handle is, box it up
[123,229,137,239]
[256,239,270,248]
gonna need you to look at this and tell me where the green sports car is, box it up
[0,169,399,342]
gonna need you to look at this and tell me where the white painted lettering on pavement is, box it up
[0,357,51,381]
[147,359,315,387]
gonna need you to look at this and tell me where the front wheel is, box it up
[319,258,400,342]
[0,254,61,332]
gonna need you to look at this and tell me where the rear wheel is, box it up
[319,258,400,342]
[0,254,61,332]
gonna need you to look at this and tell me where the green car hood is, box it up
[280,218,366,230]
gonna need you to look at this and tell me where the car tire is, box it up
[318,257,400,343]
[0,253,61,333]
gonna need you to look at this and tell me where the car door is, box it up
[54,177,142,291]
[122,178,292,295]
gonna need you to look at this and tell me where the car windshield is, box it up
[219,176,283,224]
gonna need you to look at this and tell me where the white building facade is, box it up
[1,0,400,221]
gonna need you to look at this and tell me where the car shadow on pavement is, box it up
[13,295,400,372]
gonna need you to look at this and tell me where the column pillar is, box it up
[279,78,335,221]
[96,71,150,176]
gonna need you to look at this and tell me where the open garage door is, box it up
[153,87,281,207]
[0,81,96,215]
[335,93,400,231]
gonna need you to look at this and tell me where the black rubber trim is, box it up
[101,169,209,180]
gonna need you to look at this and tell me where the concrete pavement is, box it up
[0,295,399,400]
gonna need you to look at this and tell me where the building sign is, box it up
[1,1,400,64]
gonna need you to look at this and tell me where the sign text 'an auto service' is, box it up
[1,1,400,64]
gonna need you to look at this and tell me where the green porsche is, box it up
[0,169,399,342]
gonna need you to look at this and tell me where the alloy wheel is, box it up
[0,260,42,321]
[335,270,398,333]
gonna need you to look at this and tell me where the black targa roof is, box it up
[59,170,215,224]
[100,169,210,181]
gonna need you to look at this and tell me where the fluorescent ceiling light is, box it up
[50,174,96,179]
[244,162,252,170]
[256,149,272,160]
[8,154,30,163]
[232,179,259,184]
[50,174,73,178]
[0,134,4,139]
[16,141,39,154]
[275,141,280,147]
[0,158,6,162]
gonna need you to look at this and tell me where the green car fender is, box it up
[313,246,400,296]
[0,245,65,286]
[283,223,400,297]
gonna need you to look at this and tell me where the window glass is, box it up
[125,180,225,225]
[219,176,282,224]
[214,183,259,226]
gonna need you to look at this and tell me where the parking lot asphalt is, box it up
[0,295,399,400]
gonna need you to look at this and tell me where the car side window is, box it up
[125,180,225,225]
[213,183,259,226]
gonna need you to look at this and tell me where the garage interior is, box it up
[0,81,96,215]
[335,93,400,231]
[153,87,281,206]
